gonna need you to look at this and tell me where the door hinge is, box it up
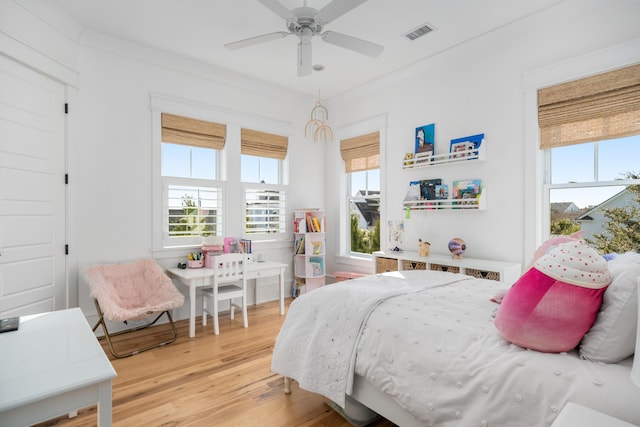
[65,244,69,255]
[64,103,69,114]
[65,174,69,184]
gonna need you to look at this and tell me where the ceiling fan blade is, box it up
[257,0,294,20]
[297,40,312,77]
[224,31,289,50]
[315,0,368,24]
[321,31,383,57]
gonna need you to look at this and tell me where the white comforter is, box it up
[271,270,468,407]
[271,270,640,425]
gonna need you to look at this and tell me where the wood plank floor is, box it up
[35,299,396,427]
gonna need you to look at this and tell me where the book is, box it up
[312,216,321,233]
[420,179,442,200]
[452,179,481,207]
[309,256,324,276]
[239,239,252,254]
[295,236,305,254]
[449,133,484,160]
[452,179,481,199]
[435,184,449,200]
[305,212,315,232]
[415,124,435,161]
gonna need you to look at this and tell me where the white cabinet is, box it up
[373,250,522,286]
[293,209,325,296]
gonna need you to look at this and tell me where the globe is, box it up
[448,238,466,259]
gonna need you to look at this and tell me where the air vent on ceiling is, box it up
[404,23,434,41]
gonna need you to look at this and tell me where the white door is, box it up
[0,55,67,316]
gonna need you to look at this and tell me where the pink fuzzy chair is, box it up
[87,258,185,358]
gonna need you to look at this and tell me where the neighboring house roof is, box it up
[575,188,633,222]
[550,202,580,214]
[353,190,380,226]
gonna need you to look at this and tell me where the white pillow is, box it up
[579,252,640,363]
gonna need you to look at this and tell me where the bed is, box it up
[271,266,640,426]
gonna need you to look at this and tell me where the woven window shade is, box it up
[538,63,640,149]
[161,113,226,149]
[340,131,380,173]
[241,128,289,160]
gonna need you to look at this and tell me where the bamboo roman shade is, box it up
[538,63,640,149]
[340,131,380,173]
[161,113,226,150]
[241,128,289,160]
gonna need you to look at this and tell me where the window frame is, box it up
[522,47,640,264]
[161,176,226,248]
[335,116,386,262]
[242,182,288,241]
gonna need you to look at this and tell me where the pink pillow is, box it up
[494,241,611,352]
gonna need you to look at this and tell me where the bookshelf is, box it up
[293,209,326,296]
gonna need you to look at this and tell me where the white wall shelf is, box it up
[402,143,486,169]
[403,188,487,211]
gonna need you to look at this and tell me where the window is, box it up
[241,128,288,239]
[539,64,640,252]
[161,113,226,247]
[341,131,381,255]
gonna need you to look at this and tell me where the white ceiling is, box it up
[50,0,564,98]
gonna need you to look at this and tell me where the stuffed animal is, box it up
[494,240,611,353]
[418,238,430,257]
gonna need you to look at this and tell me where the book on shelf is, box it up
[312,216,322,233]
[309,256,324,276]
[239,239,252,254]
[295,236,305,254]
[305,211,315,232]
[452,179,482,207]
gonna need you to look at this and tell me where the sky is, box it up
[550,134,640,208]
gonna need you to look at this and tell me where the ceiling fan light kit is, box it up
[225,0,384,77]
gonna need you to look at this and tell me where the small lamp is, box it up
[631,283,640,388]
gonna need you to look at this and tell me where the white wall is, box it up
[325,0,640,275]
[71,33,327,318]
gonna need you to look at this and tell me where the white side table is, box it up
[551,402,638,427]
[0,308,116,426]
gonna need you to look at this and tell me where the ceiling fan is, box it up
[224,0,384,77]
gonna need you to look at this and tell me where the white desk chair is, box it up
[201,253,248,335]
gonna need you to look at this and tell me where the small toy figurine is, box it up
[418,239,431,257]
[404,152,414,166]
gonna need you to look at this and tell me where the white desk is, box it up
[0,308,116,427]
[168,260,287,338]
